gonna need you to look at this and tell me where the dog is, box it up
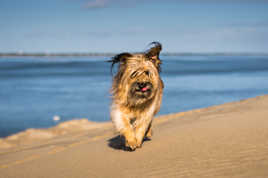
[109,42,164,150]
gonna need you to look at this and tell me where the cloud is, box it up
[85,0,109,8]
[83,0,268,9]
[82,0,268,9]
[84,0,137,9]
[83,0,149,9]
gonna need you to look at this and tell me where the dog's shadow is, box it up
[107,135,151,151]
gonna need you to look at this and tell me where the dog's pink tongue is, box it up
[141,87,148,92]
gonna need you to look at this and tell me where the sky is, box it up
[0,0,268,53]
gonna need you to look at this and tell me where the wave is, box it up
[162,58,268,76]
[0,61,109,70]
[0,61,111,78]
[1,57,268,79]
[162,66,268,76]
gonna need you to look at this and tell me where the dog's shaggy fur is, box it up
[109,42,164,150]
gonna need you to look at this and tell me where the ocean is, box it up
[1,55,268,138]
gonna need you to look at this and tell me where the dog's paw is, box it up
[125,137,138,151]
[136,140,143,148]
[145,129,153,139]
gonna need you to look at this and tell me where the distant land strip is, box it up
[1,52,268,57]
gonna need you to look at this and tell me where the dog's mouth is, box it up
[131,82,153,98]
[140,87,149,92]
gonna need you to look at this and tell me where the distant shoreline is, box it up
[1,52,268,57]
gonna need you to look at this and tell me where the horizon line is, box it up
[1,52,268,57]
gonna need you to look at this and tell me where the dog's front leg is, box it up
[111,107,138,150]
[145,122,153,139]
[135,116,153,148]
[121,125,137,150]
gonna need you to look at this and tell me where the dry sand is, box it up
[0,95,268,178]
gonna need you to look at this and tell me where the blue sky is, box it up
[0,0,268,53]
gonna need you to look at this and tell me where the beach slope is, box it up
[1,95,268,178]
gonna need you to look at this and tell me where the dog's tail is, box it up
[107,53,132,75]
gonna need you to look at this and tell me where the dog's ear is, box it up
[108,53,132,75]
[145,42,162,71]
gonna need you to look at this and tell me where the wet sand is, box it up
[1,95,268,177]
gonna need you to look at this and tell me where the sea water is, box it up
[0,55,268,137]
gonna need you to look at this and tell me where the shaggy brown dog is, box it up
[109,42,164,150]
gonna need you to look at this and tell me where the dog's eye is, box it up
[131,71,138,78]
[144,70,150,76]
[149,57,156,64]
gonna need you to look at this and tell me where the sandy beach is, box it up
[1,95,268,178]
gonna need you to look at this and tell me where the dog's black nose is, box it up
[138,82,146,89]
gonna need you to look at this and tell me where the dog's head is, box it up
[109,42,162,107]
